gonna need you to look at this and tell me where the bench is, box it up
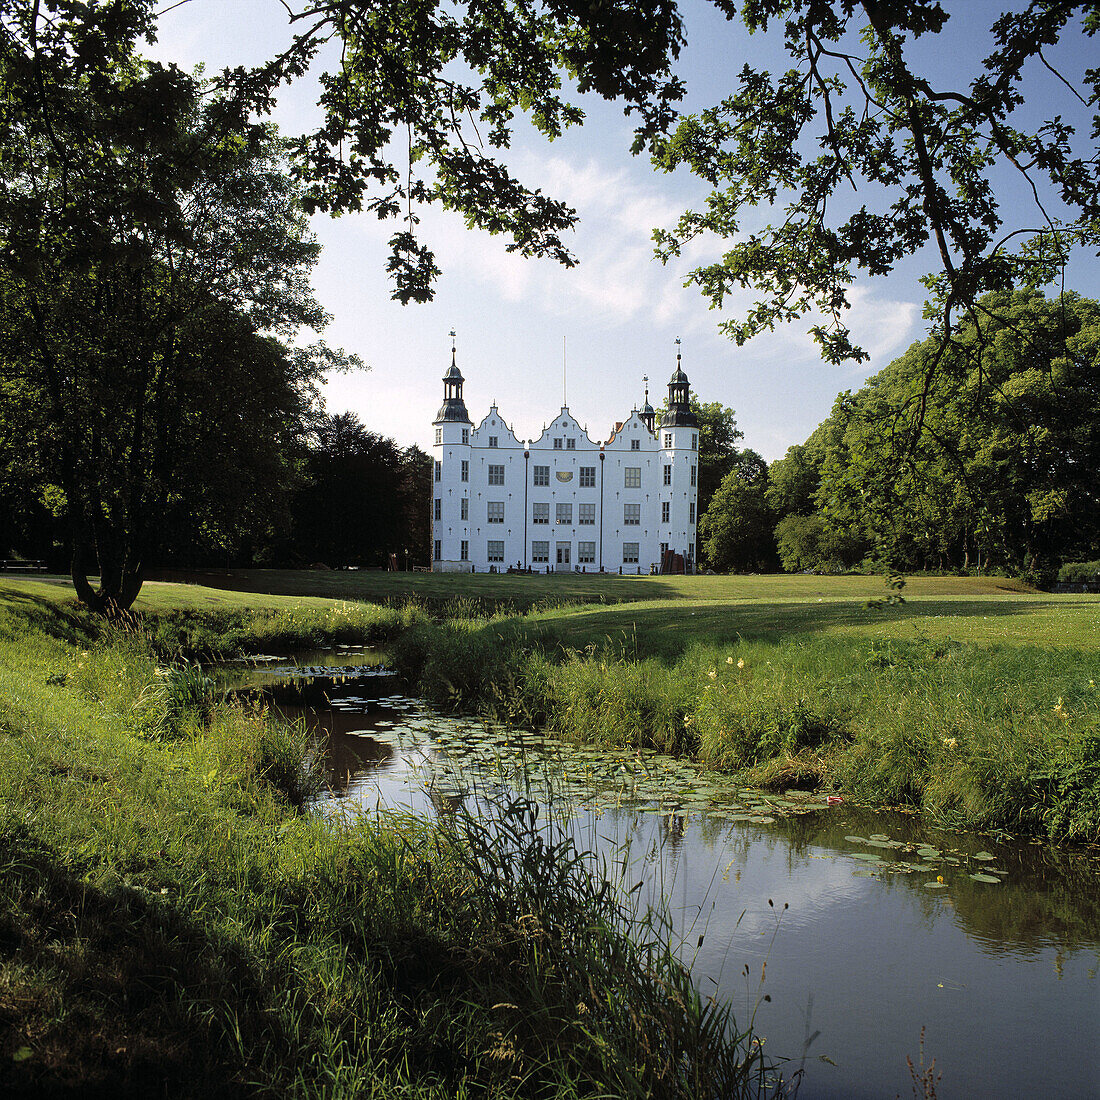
[0,560,48,573]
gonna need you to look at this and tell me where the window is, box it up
[434,460,441,482]
[461,497,469,521]
[487,501,504,524]
[487,541,504,562]
[661,501,670,523]
[533,465,550,486]
[578,541,596,563]
[566,437,576,449]
[434,498,441,521]
[660,541,669,556]
[460,540,469,561]
[433,540,441,561]
[533,502,549,524]
[489,436,498,448]
[531,541,549,563]
[556,503,572,525]
[624,467,641,489]
[579,503,595,525]
[435,428,442,444]
[553,437,563,449]
[691,433,698,450]
[624,504,640,525]
[691,465,697,487]
[488,464,504,486]
[461,460,469,482]
[623,542,639,564]
[663,433,672,449]
[663,465,671,486]
[580,466,595,488]
[689,502,695,523]
[462,428,469,444]
[631,438,640,450]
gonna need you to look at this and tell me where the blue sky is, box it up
[149,2,1099,459]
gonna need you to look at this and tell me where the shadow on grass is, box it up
[0,590,97,648]
[0,824,282,1098]
[491,596,1086,660]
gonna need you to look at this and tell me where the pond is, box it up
[229,652,1100,1099]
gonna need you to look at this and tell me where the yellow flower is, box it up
[727,656,734,664]
[942,737,957,749]
[1053,698,1066,719]
[737,658,745,669]
[708,669,717,679]
[936,875,944,884]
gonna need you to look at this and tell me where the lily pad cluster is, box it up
[342,694,831,824]
[841,833,1008,887]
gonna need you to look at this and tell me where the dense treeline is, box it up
[1,411,431,572]
[702,290,1100,581]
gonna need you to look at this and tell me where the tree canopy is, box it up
[787,288,1100,576]
[0,5,351,610]
[654,1,1100,372]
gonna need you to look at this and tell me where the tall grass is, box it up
[0,593,777,1097]
[391,622,1100,842]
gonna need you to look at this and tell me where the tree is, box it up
[654,2,1100,381]
[691,399,743,518]
[809,289,1100,575]
[0,8,349,611]
[698,449,777,572]
[289,413,427,568]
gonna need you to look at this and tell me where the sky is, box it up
[147,1,1100,460]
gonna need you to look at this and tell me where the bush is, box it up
[1057,559,1100,585]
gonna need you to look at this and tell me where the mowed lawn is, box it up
[7,570,1097,656]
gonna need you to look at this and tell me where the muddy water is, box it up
[231,656,1100,1099]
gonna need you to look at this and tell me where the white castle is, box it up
[431,341,700,574]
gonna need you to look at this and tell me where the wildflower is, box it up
[942,737,957,749]
[737,658,745,670]
[936,875,944,884]
[708,669,717,679]
[1053,698,1066,719]
[727,656,734,664]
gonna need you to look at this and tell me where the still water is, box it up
[234,653,1100,1098]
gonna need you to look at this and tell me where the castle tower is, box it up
[657,341,699,571]
[432,335,473,571]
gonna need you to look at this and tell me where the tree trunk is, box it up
[70,532,144,616]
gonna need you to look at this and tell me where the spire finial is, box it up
[675,336,681,365]
[449,329,457,367]
[643,374,649,402]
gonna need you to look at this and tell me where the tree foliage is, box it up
[289,414,431,568]
[654,1,1100,375]
[698,448,777,572]
[802,289,1100,576]
[0,3,349,611]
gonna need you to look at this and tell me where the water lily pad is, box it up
[972,851,996,861]
[869,833,890,841]
[969,873,1001,884]
[844,835,869,844]
[852,853,883,862]
[924,882,948,890]
[916,848,941,858]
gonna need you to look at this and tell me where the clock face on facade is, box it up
[556,471,573,482]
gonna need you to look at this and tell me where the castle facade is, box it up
[431,348,699,574]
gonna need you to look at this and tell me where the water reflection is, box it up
[236,663,1099,1099]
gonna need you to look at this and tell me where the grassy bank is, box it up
[0,589,773,1097]
[383,584,1100,843]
